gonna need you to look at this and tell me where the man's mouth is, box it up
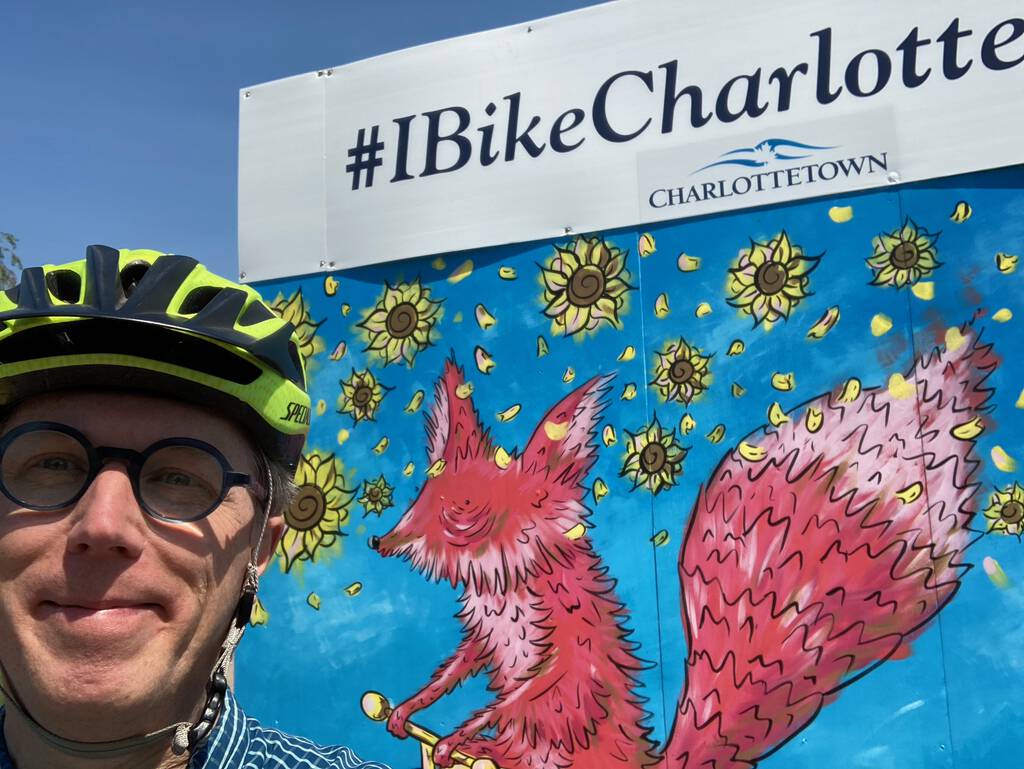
[37,600,165,623]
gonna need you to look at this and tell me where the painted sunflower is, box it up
[620,416,687,495]
[649,338,712,405]
[983,482,1024,537]
[358,474,395,517]
[866,218,941,288]
[337,369,390,423]
[277,451,354,572]
[357,280,443,366]
[541,235,635,336]
[270,289,325,363]
[727,231,821,327]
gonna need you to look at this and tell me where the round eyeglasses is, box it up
[0,421,260,523]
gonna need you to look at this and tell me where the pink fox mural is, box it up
[370,325,997,769]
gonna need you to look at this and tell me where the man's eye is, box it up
[156,471,194,487]
[38,456,74,472]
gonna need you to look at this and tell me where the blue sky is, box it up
[1,0,604,278]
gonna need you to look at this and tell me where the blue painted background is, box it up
[236,164,1024,769]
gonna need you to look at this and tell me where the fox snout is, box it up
[368,535,381,551]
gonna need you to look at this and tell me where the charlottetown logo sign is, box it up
[647,136,891,210]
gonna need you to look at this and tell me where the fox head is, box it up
[371,358,613,593]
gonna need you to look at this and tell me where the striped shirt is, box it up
[0,692,392,769]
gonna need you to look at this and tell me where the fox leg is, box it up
[431,709,499,768]
[387,636,485,739]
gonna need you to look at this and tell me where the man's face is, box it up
[0,391,280,740]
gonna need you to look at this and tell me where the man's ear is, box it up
[254,512,285,576]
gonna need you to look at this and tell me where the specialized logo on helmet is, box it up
[282,402,311,425]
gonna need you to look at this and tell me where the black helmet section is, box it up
[0,246,305,389]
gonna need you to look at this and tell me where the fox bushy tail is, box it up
[661,328,996,769]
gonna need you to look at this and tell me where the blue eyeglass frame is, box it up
[0,420,258,523]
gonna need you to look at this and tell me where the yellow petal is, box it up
[911,282,934,301]
[497,404,521,422]
[639,232,656,257]
[537,336,549,357]
[992,445,1017,473]
[677,254,701,272]
[593,478,609,503]
[806,306,840,340]
[951,417,984,440]
[771,372,795,391]
[316,399,327,416]
[895,482,922,504]
[871,313,893,336]
[404,390,424,414]
[402,462,415,477]
[306,592,321,610]
[654,293,670,318]
[494,446,513,469]
[453,311,463,323]
[768,402,789,427]
[805,407,823,433]
[949,200,972,223]
[983,556,1011,589]
[651,529,670,547]
[323,275,339,297]
[731,382,745,398]
[695,302,713,318]
[344,582,363,597]
[993,308,1013,322]
[621,383,637,401]
[562,366,575,383]
[447,259,474,283]
[564,523,587,540]
[602,424,617,447]
[250,597,270,626]
[426,459,446,478]
[475,346,496,374]
[945,326,966,352]
[996,252,1019,274]
[887,373,915,399]
[341,303,351,316]
[475,304,497,330]
[431,257,446,270]
[498,266,517,280]
[1017,387,1024,409]
[837,377,861,403]
[544,420,569,440]
[706,424,726,444]
[828,205,854,223]
[329,341,347,361]
[617,345,636,362]
[680,414,696,435]
[455,382,474,399]
[337,428,350,445]
[373,437,389,455]
[727,339,745,356]
[738,441,766,461]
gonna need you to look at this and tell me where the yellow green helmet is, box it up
[0,245,310,470]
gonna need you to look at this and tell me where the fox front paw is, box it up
[386,702,415,738]
[431,734,466,768]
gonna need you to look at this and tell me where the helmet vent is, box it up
[179,286,222,315]
[45,270,83,304]
[239,301,275,326]
[120,261,151,299]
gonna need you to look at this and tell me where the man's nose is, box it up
[65,465,147,558]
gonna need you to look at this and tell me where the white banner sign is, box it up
[239,0,1024,281]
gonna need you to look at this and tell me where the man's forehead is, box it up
[4,390,259,468]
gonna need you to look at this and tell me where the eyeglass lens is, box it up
[1,428,226,520]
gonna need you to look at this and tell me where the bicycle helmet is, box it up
[0,245,310,471]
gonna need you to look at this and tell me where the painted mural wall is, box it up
[236,164,1024,769]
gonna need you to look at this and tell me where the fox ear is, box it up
[425,358,490,465]
[522,373,613,485]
